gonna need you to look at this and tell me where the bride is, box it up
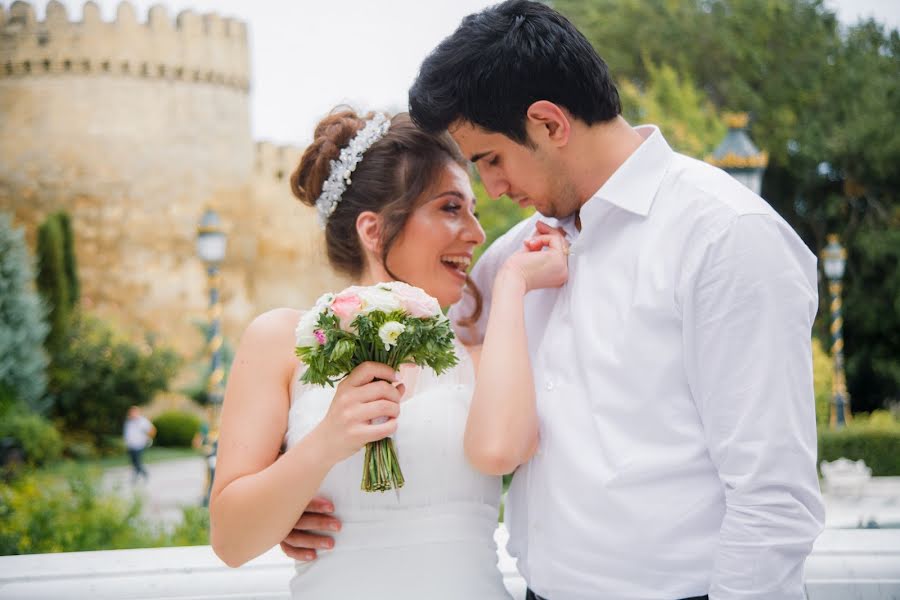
[209,108,568,598]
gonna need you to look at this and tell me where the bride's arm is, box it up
[210,308,402,567]
[464,269,539,476]
[464,222,569,476]
[209,308,334,567]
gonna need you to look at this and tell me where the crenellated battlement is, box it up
[255,141,303,184]
[0,1,250,91]
[0,3,350,366]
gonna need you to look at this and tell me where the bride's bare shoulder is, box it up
[238,308,301,355]
[247,307,301,330]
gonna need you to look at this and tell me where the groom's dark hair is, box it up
[409,0,621,145]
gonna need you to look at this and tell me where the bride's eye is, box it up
[488,155,500,166]
[443,203,461,213]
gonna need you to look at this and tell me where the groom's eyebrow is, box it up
[469,151,490,163]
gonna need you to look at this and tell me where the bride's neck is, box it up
[359,265,392,287]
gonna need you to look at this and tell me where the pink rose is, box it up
[403,296,440,318]
[331,292,363,331]
[314,329,326,345]
[388,282,441,318]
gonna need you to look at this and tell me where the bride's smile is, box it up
[384,162,484,308]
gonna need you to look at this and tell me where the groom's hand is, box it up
[279,496,342,561]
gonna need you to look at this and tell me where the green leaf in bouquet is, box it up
[294,292,461,491]
[331,339,355,362]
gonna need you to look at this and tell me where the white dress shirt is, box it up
[450,126,825,600]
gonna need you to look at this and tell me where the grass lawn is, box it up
[43,447,203,475]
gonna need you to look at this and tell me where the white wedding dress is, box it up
[284,339,512,599]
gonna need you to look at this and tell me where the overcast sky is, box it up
[24,0,900,146]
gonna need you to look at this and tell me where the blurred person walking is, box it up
[123,405,156,484]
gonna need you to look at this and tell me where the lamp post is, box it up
[821,234,850,430]
[196,208,227,504]
[705,112,769,196]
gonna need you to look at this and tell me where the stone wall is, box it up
[0,1,346,368]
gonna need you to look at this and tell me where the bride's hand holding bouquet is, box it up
[312,361,405,466]
[295,281,458,492]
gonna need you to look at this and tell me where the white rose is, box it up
[294,309,321,347]
[359,286,402,315]
[313,292,335,312]
[378,321,406,351]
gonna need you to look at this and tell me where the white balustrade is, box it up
[1,526,898,599]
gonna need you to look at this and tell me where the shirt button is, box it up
[545,380,554,391]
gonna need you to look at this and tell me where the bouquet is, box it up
[294,282,458,492]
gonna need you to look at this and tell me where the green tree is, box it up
[554,0,841,162]
[0,409,63,468]
[0,213,49,410]
[553,0,900,409]
[47,315,181,448]
[618,60,725,158]
[56,212,80,306]
[812,337,834,428]
[842,221,900,412]
[35,212,77,349]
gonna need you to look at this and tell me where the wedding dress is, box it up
[284,339,512,599]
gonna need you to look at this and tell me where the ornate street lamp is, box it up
[821,234,851,430]
[196,208,227,504]
[706,113,769,195]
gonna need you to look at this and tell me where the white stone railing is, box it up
[0,527,898,599]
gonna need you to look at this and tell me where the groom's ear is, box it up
[525,101,571,148]
[356,210,382,254]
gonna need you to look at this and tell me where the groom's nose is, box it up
[480,169,509,200]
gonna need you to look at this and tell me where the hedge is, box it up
[0,467,207,555]
[0,411,63,467]
[818,429,900,476]
[152,411,202,448]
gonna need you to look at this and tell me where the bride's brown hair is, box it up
[291,108,481,324]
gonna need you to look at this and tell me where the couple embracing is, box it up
[209,2,824,599]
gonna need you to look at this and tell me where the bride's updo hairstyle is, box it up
[291,108,481,320]
[292,109,465,278]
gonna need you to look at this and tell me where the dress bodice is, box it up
[284,339,511,599]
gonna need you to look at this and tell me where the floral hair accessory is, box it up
[315,112,391,228]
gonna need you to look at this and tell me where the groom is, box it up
[283,2,825,598]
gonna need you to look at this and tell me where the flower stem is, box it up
[360,437,404,492]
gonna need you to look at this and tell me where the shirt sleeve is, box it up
[681,214,825,599]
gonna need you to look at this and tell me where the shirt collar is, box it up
[540,214,580,240]
[579,125,674,228]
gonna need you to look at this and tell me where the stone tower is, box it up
[0,0,346,361]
